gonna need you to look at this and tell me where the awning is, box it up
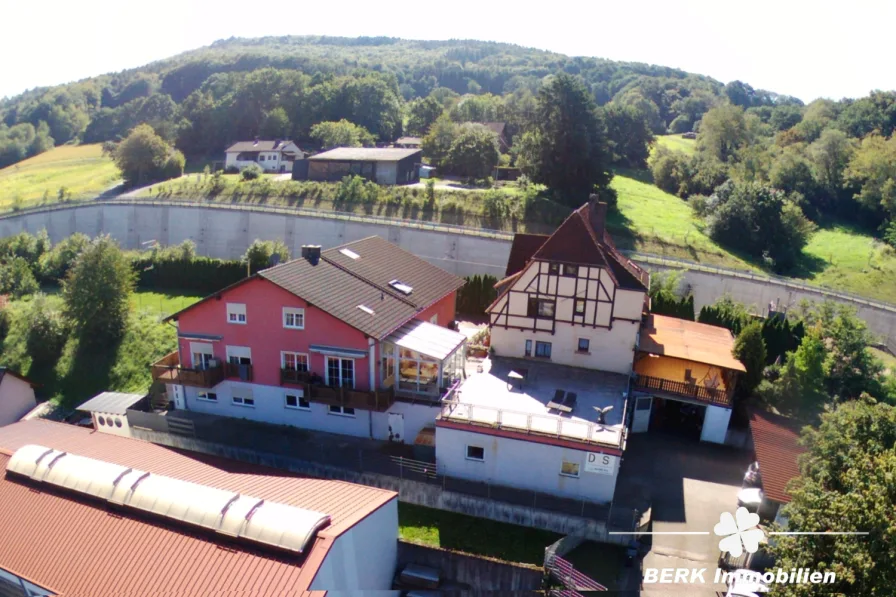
[178,332,223,342]
[385,320,466,361]
[308,345,369,359]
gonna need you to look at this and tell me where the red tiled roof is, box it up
[504,233,548,277]
[0,420,395,597]
[532,203,647,291]
[748,410,807,504]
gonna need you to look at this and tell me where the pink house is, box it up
[153,236,467,441]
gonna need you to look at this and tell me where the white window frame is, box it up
[560,460,581,478]
[465,445,485,462]
[326,356,355,388]
[197,391,218,402]
[283,307,305,330]
[281,351,309,372]
[189,342,214,367]
[226,345,252,364]
[227,303,247,325]
[232,395,255,407]
[284,392,310,411]
[328,405,356,417]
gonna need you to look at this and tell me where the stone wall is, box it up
[397,541,543,592]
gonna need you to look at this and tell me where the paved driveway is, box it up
[614,432,753,595]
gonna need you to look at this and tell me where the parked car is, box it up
[724,568,769,596]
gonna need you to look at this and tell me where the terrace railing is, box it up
[439,400,622,448]
[632,373,732,407]
[150,351,226,388]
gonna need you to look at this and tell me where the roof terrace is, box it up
[439,357,629,449]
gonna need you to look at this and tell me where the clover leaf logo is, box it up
[714,507,765,557]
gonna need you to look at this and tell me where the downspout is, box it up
[368,337,376,439]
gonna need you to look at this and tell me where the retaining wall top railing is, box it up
[4,195,896,313]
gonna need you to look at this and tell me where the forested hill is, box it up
[0,36,799,167]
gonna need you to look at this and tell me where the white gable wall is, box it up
[0,375,36,426]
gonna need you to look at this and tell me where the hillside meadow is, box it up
[0,144,120,208]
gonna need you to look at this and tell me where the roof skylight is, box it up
[357,305,375,315]
[389,279,413,295]
[339,248,360,259]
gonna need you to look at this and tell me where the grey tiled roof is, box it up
[324,237,466,310]
[308,147,422,162]
[259,256,420,340]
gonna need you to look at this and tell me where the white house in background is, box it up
[0,368,37,426]
[224,139,304,173]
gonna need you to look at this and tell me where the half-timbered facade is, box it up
[487,200,650,375]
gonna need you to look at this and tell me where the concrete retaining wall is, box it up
[397,541,543,592]
[3,201,896,342]
[128,426,625,543]
[0,202,511,277]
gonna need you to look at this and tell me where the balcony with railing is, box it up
[632,373,733,407]
[280,367,395,412]
[151,351,226,388]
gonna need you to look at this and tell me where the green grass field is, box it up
[398,503,559,566]
[870,348,896,373]
[654,134,697,155]
[131,289,203,318]
[608,173,896,302]
[0,145,120,208]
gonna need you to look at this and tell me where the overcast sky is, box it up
[2,0,892,102]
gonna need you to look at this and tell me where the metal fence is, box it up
[128,408,629,526]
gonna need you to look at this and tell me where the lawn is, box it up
[870,347,896,374]
[608,173,896,302]
[0,144,120,208]
[131,289,204,318]
[653,134,697,156]
[800,225,896,301]
[609,174,754,269]
[398,503,559,566]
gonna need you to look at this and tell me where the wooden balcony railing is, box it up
[633,373,733,407]
[224,362,254,382]
[307,384,396,412]
[281,368,313,385]
[150,351,226,388]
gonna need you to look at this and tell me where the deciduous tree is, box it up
[63,236,136,345]
[111,124,185,186]
[769,398,896,596]
[310,119,374,149]
[445,123,499,179]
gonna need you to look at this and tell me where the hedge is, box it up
[132,255,246,295]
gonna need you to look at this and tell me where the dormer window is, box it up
[389,280,413,295]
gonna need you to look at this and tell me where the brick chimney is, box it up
[588,194,607,236]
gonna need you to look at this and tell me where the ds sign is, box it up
[585,452,617,475]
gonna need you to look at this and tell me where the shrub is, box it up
[705,180,815,273]
[242,239,290,273]
[884,220,896,249]
[456,274,498,316]
[240,164,263,181]
[225,165,239,174]
[23,294,68,369]
[0,257,39,298]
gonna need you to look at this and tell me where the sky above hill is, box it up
[3,0,892,102]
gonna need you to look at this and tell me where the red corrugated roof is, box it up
[748,410,807,504]
[0,420,395,596]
